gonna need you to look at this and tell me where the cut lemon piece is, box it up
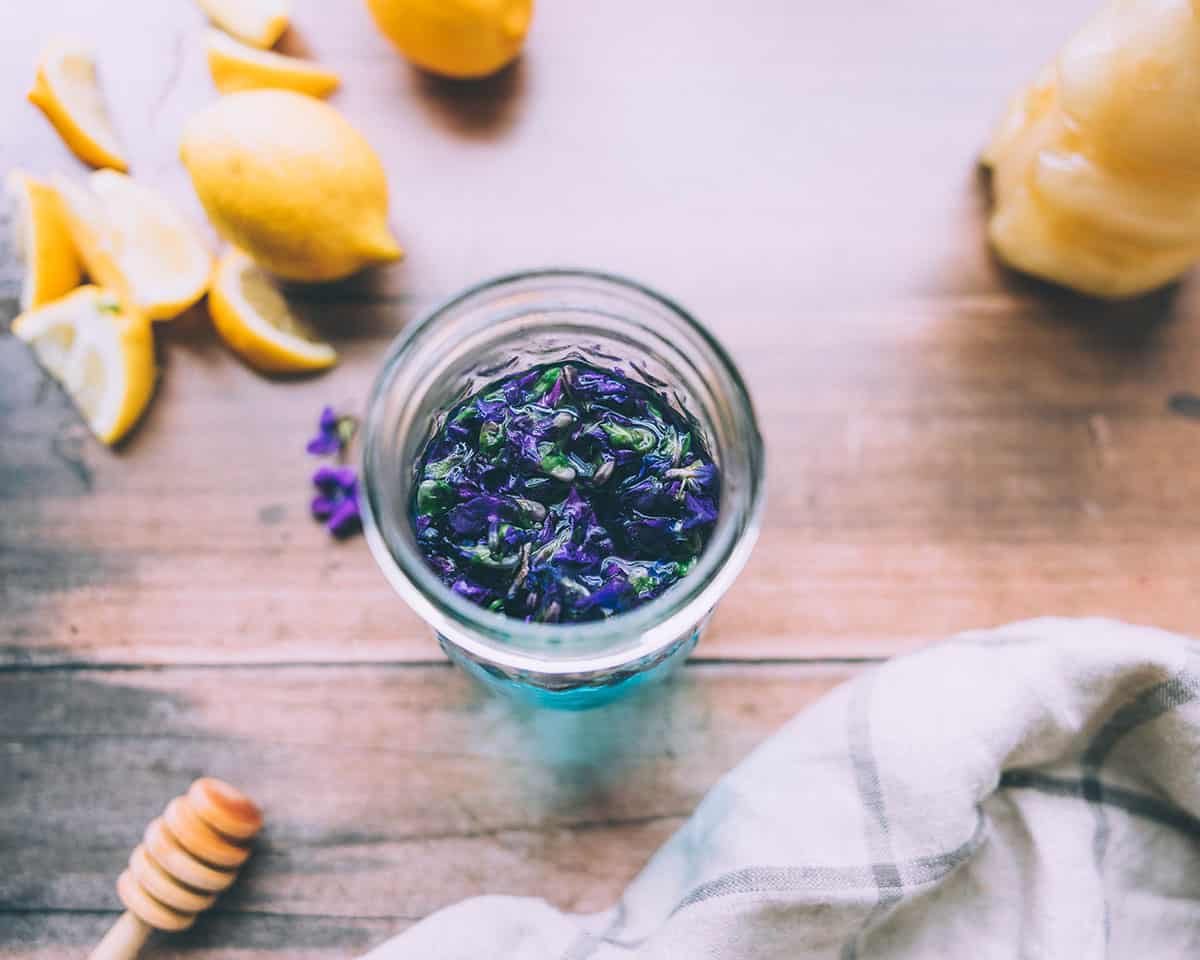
[7,170,83,311]
[11,286,156,445]
[209,249,336,373]
[205,29,339,97]
[195,0,290,49]
[27,38,129,172]
[53,170,212,322]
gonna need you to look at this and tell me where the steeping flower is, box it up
[410,361,721,622]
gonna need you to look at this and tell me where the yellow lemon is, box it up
[7,170,83,311]
[28,37,129,172]
[209,248,337,374]
[205,29,339,97]
[12,286,156,445]
[180,90,402,283]
[365,0,533,79]
[53,170,213,322]
[194,0,290,49]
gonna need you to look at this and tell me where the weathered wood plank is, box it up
[2,0,1199,666]
[0,662,853,956]
[5,298,1199,664]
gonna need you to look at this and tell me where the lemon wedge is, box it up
[12,286,156,445]
[209,249,336,373]
[53,170,212,322]
[181,91,401,282]
[27,38,129,172]
[195,0,290,49]
[7,170,83,311]
[205,29,339,97]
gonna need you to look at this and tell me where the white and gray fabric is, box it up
[364,617,1200,958]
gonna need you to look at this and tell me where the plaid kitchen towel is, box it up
[364,617,1200,958]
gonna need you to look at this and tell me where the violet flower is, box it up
[307,406,358,457]
[311,465,361,539]
[307,406,363,540]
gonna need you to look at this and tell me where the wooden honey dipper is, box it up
[89,777,263,960]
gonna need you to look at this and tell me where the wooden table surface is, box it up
[3,0,1199,955]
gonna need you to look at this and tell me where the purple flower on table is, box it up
[306,406,357,457]
[311,465,361,539]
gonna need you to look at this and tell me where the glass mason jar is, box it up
[361,269,765,709]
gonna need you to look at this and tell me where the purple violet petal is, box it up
[576,371,626,399]
[311,495,338,519]
[311,465,358,492]
[447,495,507,536]
[326,498,361,538]
[476,396,507,419]
[429,555,456,578]
[545,375,564,408]
[683,492,719,529]
[306,434,341,456]
[451,578,492,603]
[306,406,343,456]
[574,577,633,611]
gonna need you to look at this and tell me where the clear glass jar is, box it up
[361,269,765,709]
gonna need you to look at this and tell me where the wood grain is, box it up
[4,1,1199,956]
[3,0,1199,666]
[0,662,852,956]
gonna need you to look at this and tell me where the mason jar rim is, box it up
[360,267,766,677]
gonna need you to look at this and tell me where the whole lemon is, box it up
[180,90,402,283]
[365,0,533,79]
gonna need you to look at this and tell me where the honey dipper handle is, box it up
[89,910,152,960]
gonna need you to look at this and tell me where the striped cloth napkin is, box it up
[364,617,1200,959]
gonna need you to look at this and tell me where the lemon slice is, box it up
[195,0,290,49]
[209,249,336,373]
[12,286,156,445]
[7,170,83,311]
[205,29,339,97]
[27,38,129,172]
[53,170,212,322]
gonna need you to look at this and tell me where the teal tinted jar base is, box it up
[438,623,704,711]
